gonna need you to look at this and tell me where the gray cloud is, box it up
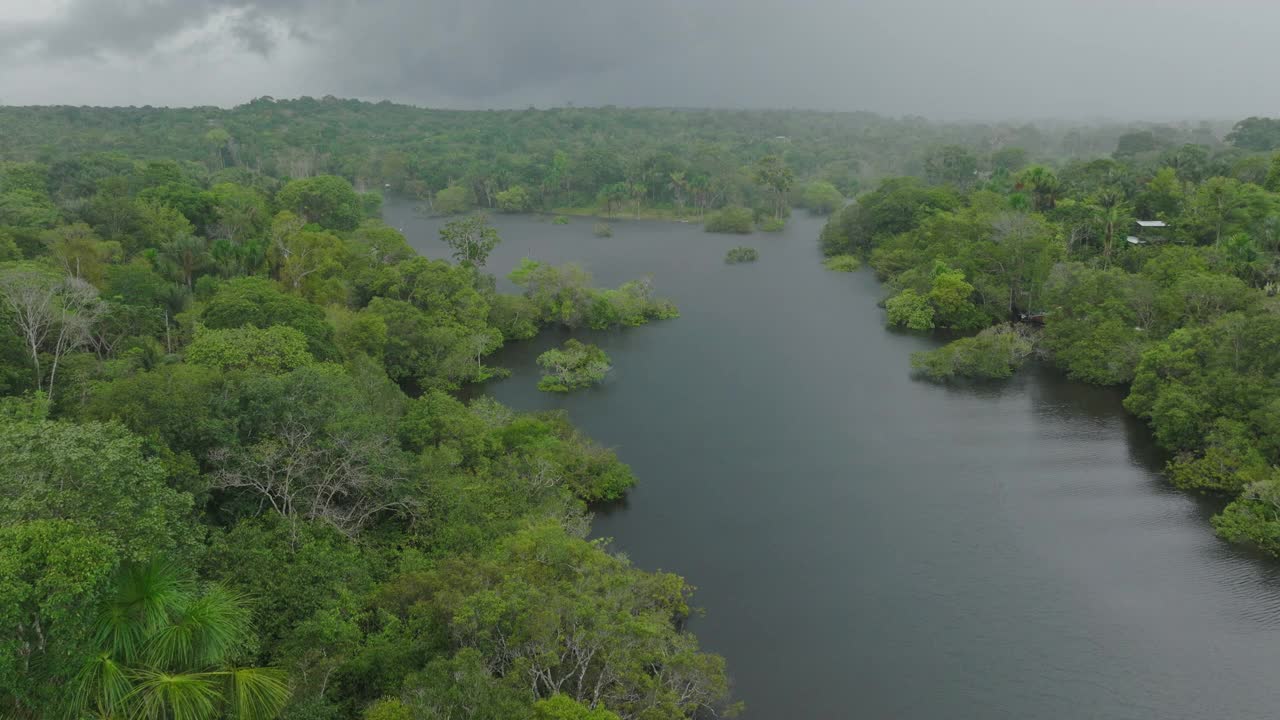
[1,0,1279,119]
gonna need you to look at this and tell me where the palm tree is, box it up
[159,234,211,289]
[1017,166,1060,212]
[667,171,689,217]
[73,562,289,720]
[1092,187,1131,265]
[687,174,711,217]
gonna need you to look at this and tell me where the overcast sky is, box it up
[0,0,1277,120]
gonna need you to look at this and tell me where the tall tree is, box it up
[0,266,101,401]
[439,214,501,269]
[1017,166,1060,211]
[754,155,794,219]
[1092,187,1131,264]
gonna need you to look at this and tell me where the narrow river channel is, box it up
[386,199,1280,720]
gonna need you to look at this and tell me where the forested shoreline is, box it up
[4,97,1280,719]
[820,117,1280,557]
[0,97,1230,222]
[0,119,718,717]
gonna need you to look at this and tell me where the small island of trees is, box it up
[704,206,754,234]
[537,339,612,392]
[724,247,759,264]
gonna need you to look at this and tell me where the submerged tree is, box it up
[537,339,611,392]
[754,155,794,219]
[439,214,501,269]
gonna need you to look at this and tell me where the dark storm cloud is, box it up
[3,0,1280,118]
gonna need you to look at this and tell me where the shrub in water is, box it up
[704,206,754,234]
[823,254,862,272]
[537,339,612,392]
[910,324,1036,381]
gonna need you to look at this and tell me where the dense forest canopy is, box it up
[0,97,1234,219]
[0,100,732,720]
[3,96,1280,720]
[818,114,1280,561]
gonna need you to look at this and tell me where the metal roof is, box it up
[1135,220,1167,228]
[1126,236,1146,245]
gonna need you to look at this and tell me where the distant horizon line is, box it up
[0,94,1250,126]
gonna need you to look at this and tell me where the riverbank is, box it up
[384,198,1280,720]
[549,205,706,222]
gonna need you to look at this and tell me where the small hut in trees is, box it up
[1126,220,1168,246]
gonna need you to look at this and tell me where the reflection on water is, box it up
[386,200,1280,720]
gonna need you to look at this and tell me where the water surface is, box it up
[386,201,1280,720]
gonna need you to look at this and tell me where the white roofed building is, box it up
[1127,220,1168,246]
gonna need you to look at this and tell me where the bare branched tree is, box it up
[0,267,102,401]
[209,420,409,537]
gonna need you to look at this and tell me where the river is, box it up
[385,200,1280,720]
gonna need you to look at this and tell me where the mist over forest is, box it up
[7,2,1280,720]
[3,0,1279,120]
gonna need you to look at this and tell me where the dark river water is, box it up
[386,200,1280,720]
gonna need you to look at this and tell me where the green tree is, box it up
[186,325,315,374]
[363,297,478,388]
[534,694,622,720]
[704,206,754,234]
[41,222,118,283]
[1226,116,1280,151]
[72,562,289,720]
[819,177,959,256]
[277,175,363,231]
[800,181,844,214]
[926,264,984,329]
[0,189,60,231]
[158,233,211,289]
[495,185,532,212]
[991,147,1029,174]
[0,418,194,559]
[597,182,629,216]
[1041,264,1150,385]
[1264,153,1280,192]
[911,324,1035,381]
[885,289,934,330]
[137,183,216,234]
[0,520,120,719]
[439,214,501,269]
[1091,187,1131,263]
[202,276,337,359]
[923,145,978,187]
[1113,130,1162,158]
[1136,167,1185,221]
[433,185,471,215]
[537,339,612,392]
[1189,177,1272,246]
[1016,165,1060,211]
[754,155,794,219]
[208,182,269,242]
[267,224,347,301]
[82,363,232,464]
[1166,419,1268,493]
